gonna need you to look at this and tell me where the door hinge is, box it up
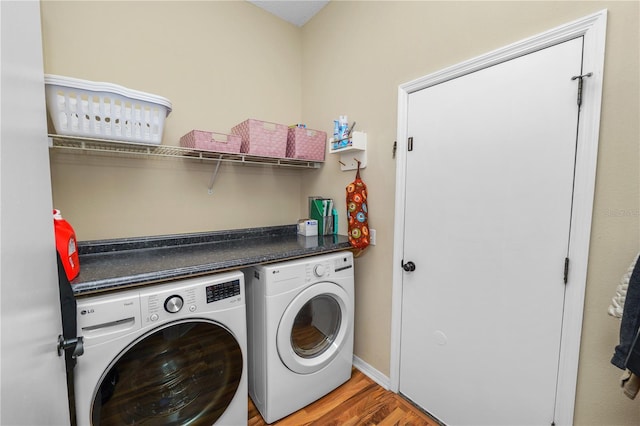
[407,137,414,152]
[563,257,570,284]
[393,141,397,158]
[571,72,593,107]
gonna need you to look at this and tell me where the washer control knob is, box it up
[164,295,184,313]
[313,264,326,277]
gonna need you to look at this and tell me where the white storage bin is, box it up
[44,75,172,144]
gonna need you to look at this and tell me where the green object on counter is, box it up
[310,199,334,235]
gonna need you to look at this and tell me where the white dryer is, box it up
[245,251,354,423]
[74,271,247,426]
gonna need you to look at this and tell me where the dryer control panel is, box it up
[333,254,354,273]
[308,254,353,278]
[249,251,354,297]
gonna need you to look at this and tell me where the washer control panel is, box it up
[206,279,241,303]
[145,288,195,321]
[164,295,184,313]
[139,272,244,325]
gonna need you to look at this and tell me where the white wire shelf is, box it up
[48,134,323,169]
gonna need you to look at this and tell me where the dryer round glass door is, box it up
[277,282,352,374]
[90,319,243,425]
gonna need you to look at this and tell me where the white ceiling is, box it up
[248,0,330,27]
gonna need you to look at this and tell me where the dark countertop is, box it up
[71,225,351,297]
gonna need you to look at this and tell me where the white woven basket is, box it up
[44,75,172,144]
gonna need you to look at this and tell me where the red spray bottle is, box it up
[53,209,80,281]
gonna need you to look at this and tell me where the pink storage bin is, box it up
[231,119,288,158]
[286,127,327,161]
[180,130,241,153]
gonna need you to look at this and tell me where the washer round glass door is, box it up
[91,319,243,425]
[276,282,351,374]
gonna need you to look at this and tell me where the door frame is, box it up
[390,10,607,426]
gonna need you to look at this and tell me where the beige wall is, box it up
[42,0,306,239]
[41,1,639,425]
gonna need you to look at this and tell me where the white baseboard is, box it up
[353,355,391,390]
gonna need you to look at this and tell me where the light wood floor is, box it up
[248,368,441,426]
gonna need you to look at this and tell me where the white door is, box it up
[399,38,583,426]
[1,1,71,424]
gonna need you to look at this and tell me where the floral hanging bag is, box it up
[346,161,370,250]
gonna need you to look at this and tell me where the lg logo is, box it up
[80,308,95,315]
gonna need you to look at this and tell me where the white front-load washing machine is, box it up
[74,271,247,426]
[245,251,354,423]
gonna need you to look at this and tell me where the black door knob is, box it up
[402,261,416,272]
[57,335,84,358]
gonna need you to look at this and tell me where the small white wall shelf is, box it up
[329,131,367,171]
